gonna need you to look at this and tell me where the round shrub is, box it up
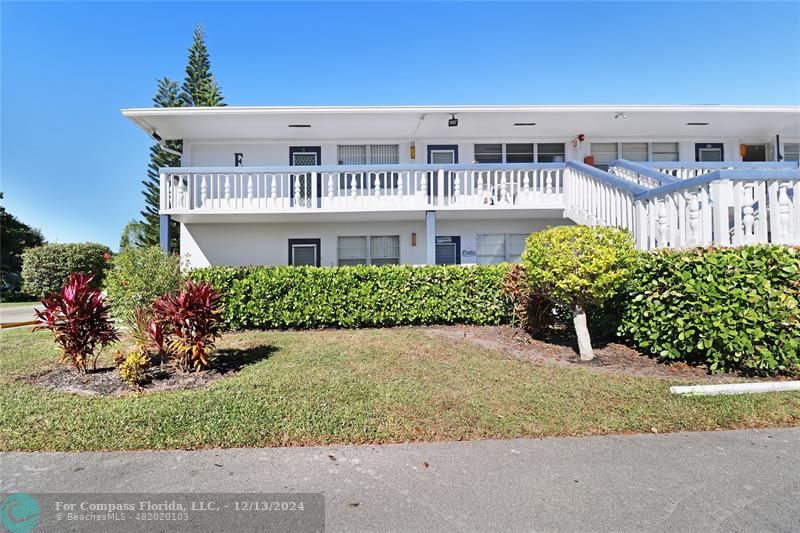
[521,226,639,360]
[620,245,800,375]
[104,246,183,321]
[22,242,112,297]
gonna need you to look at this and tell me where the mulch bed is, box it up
[425,325,749,382]
[24,364,233,396]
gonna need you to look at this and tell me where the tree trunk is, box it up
[573,304,594,361]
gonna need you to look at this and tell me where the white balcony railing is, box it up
[564,161,800,249]
[640,161,800,180]
[160,163,565,213]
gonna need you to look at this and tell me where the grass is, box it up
[1,326,799,452]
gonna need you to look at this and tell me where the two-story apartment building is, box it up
[122,105,800,268]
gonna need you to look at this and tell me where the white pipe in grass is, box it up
[670,381,800,396]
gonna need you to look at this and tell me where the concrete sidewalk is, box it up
[0,303,40,327]
[2,428,798,532]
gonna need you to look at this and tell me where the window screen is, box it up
[337,236,367,266]
[652,142,680,162]
[505,143,534,163]
[537,143,565,163]
[476,234,506,264]
[785,143,800,162]
[474,144,503,163]
[369,235,400,265]
[621,143,648,162]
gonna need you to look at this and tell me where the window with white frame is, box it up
[537,143,566,163]
[652,142,680,162]
[785,143,800,161]
[369,236,400,265]
[337,236,368,265]
[505,143,534,163]
[474,144,503,163]
[621,142,648,162]
[474,143,564,163]
[337,144,399,165]
[476,234,529,264]
[591,143,619,169]
[337,235,400,266]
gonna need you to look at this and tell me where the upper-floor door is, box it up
[289,146,321,207]
[695,143,724,162]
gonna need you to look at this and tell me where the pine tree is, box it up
[138,23,225,251]
[139,78,183,250]
[181,24,225,107]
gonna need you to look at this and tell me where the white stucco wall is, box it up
[180,216,568,269]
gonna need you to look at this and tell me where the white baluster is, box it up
[500,173,509,204]
[224,175,231,208]
[350,174,357,199]
[200,175,208,208]
[373,173,380,197]
[420,172,428,206]
[397,172,404,203]
[453,172,461,203]
[657,199,669,247]
[545,171,554,195]
[247,175,254,207]
[294,176,302,208]
[742,183,755,240]
[478,173,486,205]
[327,174,334,204]
[522,172,531,203]
[688,191,700,246]
[778,183,791,241]
[269,175,277,208]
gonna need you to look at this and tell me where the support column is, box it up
[159,214,171,253]
[425,210,436,265]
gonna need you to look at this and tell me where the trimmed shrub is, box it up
[521,226,639,360]
[619,245,800,375]
[22,243,111,298]
[104,246,183,321]
[191,264,512,330]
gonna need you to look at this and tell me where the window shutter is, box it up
[537,143,565,163]
[476,234,506,264]
[591,143,618,163]
[505,143,534,163]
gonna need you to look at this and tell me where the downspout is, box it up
[150,130,183,158]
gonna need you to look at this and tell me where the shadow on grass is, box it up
[212,344,278,374]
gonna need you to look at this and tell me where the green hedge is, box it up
[21,242,112,297]
[619,245,800,374]
[191,264,513,329]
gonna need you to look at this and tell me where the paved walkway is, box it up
[0,303,39,326]
[1,428,798,532]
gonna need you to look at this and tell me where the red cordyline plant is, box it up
[151,279,223,372]
[33,272,118,373]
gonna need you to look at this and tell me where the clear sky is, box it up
[2,1,799,249]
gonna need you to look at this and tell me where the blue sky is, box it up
[2,1,799,249]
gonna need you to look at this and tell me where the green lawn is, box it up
[1,327,798,452]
